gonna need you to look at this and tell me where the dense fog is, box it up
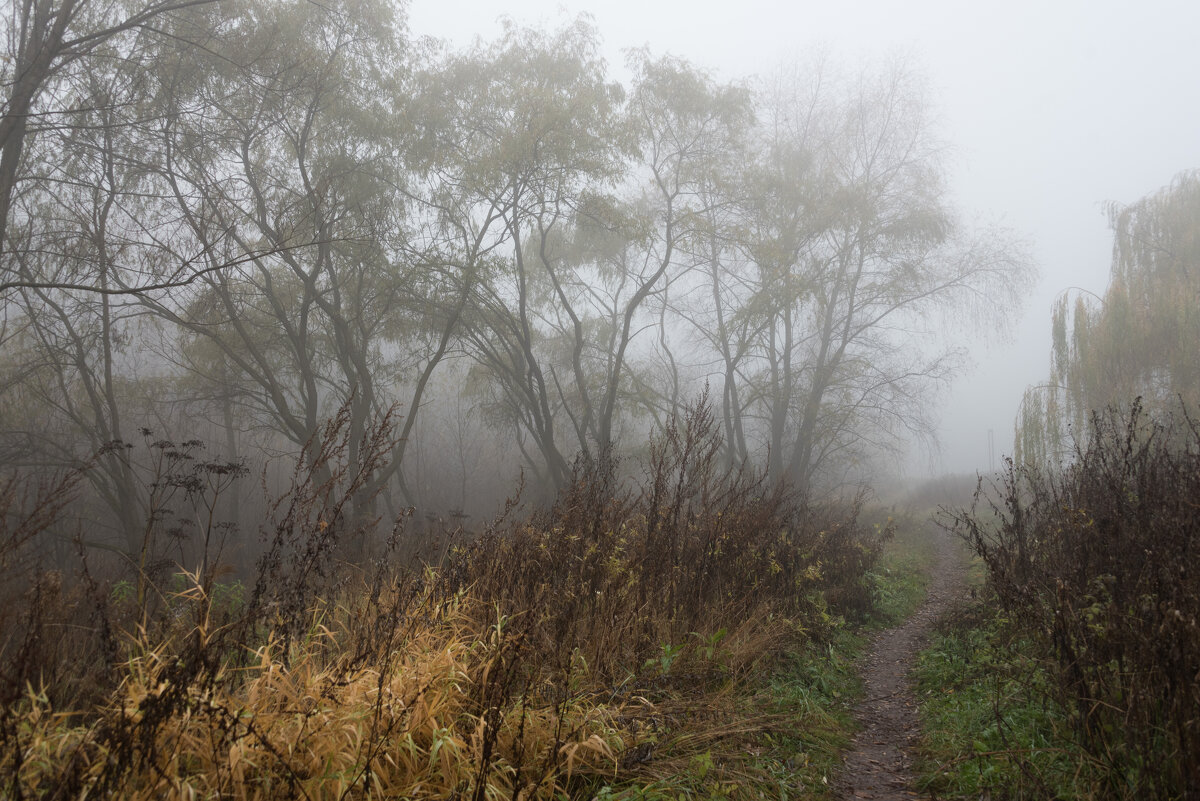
[2,3,1198,798]
[0,0,1044,560]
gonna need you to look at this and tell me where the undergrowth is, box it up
[928,400,1200,800]
[582,515,935,800]
[915,599,1101,799]
[583,627,864,801]
[0,396,892,799]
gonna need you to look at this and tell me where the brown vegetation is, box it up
[951,401,1200,799]
[0,397,886,799]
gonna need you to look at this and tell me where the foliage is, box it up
[1016,170,1200,466]
[0,399,890,799]
[948,402,1200,799]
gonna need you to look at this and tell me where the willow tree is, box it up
[415,18,627,492]
[129,0,445,509]
[1015,170,1200,467]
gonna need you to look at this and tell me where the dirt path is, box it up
[836,526,968,800]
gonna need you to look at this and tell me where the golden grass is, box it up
[6,573,833,799]
[9,584,627,799]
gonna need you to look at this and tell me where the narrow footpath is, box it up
[836,527,968,800]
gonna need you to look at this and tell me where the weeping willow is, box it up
[1016,170,1200,467]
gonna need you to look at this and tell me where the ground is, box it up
[837,527,968,800]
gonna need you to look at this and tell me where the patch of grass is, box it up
[914,601,1102,800]
[868,534,931,628]
[865,515,934,626]
[758,629,864,797]
[584,626,865,801]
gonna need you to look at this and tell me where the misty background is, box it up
[2,0,1196,557]
[2,2,1198,794]
[412,0,1200,474]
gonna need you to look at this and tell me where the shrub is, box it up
[950,401,1200,799]
[0,396,885,798]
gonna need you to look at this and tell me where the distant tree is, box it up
[693,61,1031,493]
[1015,170,1200,466]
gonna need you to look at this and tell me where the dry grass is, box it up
[1,397,886,799]
[12,583,625,799]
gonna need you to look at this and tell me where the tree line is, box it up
[0,0,1030,557]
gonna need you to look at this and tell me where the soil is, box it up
[836,526,969,800]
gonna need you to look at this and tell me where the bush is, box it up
[950,401,1200,799]
[0,396,886,799]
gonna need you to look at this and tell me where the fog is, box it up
[411,0,1200,474]
[3,4,1198,794]
[1,0,1195,565]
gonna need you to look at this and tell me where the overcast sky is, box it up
[408,0,1200,475]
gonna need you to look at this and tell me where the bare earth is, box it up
[836,527,968,800]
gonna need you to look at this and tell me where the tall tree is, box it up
[1015,170,1200,466]
[0,2,204,548]
[601,52,751,455]
[124,0,457,516]
[420,18,626,491]
[694,61,1030,492]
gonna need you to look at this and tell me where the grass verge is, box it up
[578,626,865,801]
[1,398,900,799]
[913,597,1102,799]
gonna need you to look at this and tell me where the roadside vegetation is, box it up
[919,171,1200,801]
[917,403,1200,800]
[0,398,937,799]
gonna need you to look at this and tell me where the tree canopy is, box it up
[1015,170,1200,467]
[0,0,1034,553]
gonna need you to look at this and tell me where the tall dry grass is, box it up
[1,396,885,798]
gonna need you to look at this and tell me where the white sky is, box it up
[407,0,1200,476]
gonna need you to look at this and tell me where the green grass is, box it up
[581,627,865,801]
[864,513,939,627]
[913,601,1102,799]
